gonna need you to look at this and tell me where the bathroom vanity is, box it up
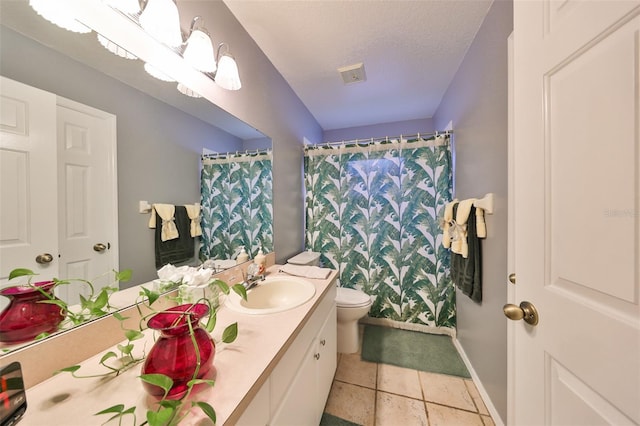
[10,265,338,425]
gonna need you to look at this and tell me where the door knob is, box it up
[93,243,107,252]
[508,273,516,284]
[35,253,53,264]
[503,301,539,326]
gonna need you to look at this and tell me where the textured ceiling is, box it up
[223,0,493,130]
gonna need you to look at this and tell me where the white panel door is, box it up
[56,98,118,305]
[512,1,639,425]
[0,76,58,282]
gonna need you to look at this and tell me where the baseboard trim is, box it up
[359,316,456,337]
[452,337,505,426]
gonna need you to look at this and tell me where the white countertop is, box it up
[19,266,337,425]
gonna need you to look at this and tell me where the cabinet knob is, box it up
[314,353,320,360]
[320,339,326,346]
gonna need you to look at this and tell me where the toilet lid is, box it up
[336,287,371,307]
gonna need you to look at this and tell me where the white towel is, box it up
[184,204,202,237]
[279,264,332,280]
[475,207,486,238]
[148,203,179,241]
[442,199,458,249]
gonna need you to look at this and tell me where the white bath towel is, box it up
[279,264,332,280]
[184,203,202,237]
[148,203,179,241]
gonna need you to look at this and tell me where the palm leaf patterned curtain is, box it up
[304,135,455,328]
[200,151,273,260]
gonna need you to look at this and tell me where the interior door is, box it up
[56,97,118,305]
[511,1,639,425]
[0,76,58,283]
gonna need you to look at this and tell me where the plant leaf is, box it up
[115,269,132,282]
[139,374,173,393]
[95,404,125,415]
[124,329,144,342]
[194,401,216,423]
[117,343,134,355]
[213,279,229,294]
[93,290,109,310]
[222,322,238,343]
[8,268,35,280]
[205,310,216,333]
[99,351,118,364]
[54,365,81,375]
[140,287,160,306]
[147,407,174,426]
[231,284,247,301]
[113,312,129,322]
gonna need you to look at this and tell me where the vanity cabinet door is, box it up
[316,304,337,412]
[270,339,318,425]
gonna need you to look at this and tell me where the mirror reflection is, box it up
[0,1,273,354]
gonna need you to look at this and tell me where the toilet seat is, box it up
[336,287,371,308]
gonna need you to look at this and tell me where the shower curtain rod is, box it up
[201,147,272,159]
[307,130,452,148]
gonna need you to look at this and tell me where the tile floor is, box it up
[322,328,495,426]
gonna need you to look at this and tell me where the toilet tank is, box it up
[287,251,321,266]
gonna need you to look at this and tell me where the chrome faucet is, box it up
[243,263,265,290]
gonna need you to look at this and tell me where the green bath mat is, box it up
[361,325,471,378]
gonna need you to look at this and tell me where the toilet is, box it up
[336,287,372,353]
[286,251,372,354]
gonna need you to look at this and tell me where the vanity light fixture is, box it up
[144,63,176,82]
[139,0,182,48]
[97,34,138,60]
[183,17,217,73]
[29,0,91,33]
[103,0,141,15]
[177,83,202,98]
[214,44,242,91]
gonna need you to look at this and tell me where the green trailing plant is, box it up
[53,275,247,426]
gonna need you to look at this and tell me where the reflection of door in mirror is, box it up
[0,77,118,306]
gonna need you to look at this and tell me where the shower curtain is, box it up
[304,135,454,328]
[200,150,273,261]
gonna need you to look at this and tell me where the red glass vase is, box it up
[0,281,64,343]
[141,303,215,399]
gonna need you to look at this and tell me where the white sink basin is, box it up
[225,276,316,315]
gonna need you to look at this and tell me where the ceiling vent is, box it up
[338,62,366,85]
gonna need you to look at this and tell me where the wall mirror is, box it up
[0,0,272,354]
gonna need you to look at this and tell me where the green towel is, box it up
[451,204,482,302]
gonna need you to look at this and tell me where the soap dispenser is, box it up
[237,246,249,264]
[254,248,266,273]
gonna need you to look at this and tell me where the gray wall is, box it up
[433,0,512,422]
[323,117,435,142]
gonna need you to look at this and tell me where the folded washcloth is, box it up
[184,203,202,237]
[148,204,179,241]
[279,264,332,279]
